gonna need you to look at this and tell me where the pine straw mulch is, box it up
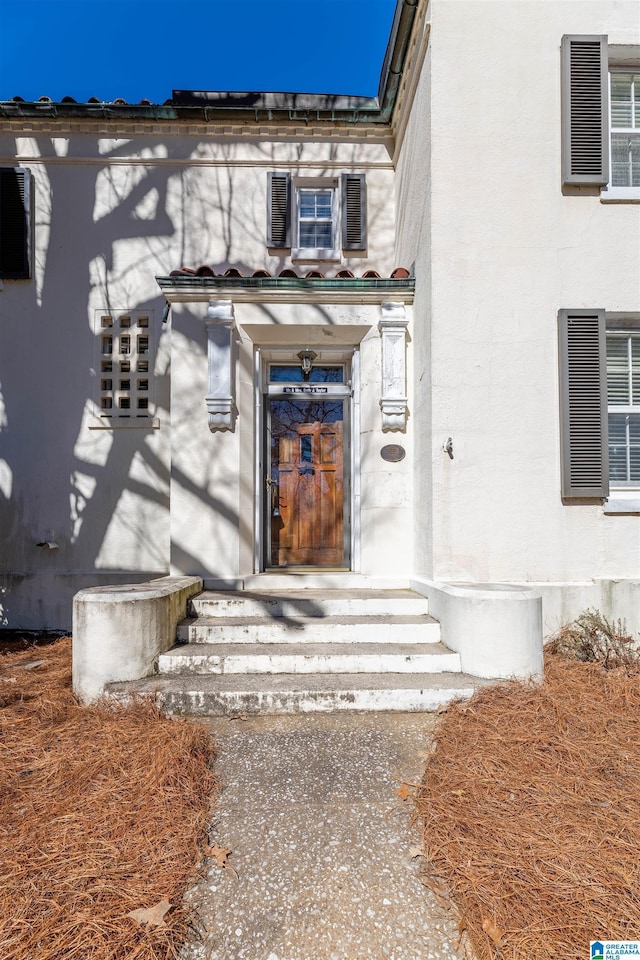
[414,653,640,960]
[0,637,219,960]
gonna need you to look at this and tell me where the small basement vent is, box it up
[96,312,152,420]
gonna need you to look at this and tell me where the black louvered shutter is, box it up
[0,167,31,279]
[266,171,291,247]
[558,309,609,498]
[561,35,609,186]
[341,173,367,251]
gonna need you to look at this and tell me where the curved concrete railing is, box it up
[72,576,202,703]
[411,579,543,680]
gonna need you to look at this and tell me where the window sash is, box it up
[607,331,640,484]
[296,187,336,251]
[609,72,640,187]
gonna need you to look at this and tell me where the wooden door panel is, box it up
[269,399,345,567]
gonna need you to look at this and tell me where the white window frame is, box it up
[605,318,640,512]
[601,62,640,202]
[291,177,340,262]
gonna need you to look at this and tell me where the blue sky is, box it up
[0,0,398,104]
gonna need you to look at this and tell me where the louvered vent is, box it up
[267,172,290,247]
[559,310,608,498]
[341,174,367,250]
[0,167,31,279]
[561,35,609,186]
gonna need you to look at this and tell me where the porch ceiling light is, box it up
[297,349,317,380]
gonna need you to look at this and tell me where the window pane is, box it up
[632,338,640,404]
[609,413,627,445]
[300,435,312,462]
[299,222,333,247]
[633,135,640,187]
[299,189,332,218]
[299,191,316,217]
[607,335,630,403]
[611,132,640,187]
[611,74,632,128]
[269,366,343,383]
[609,416,627,479]
[609,413,640,483]
[315,194,332,217]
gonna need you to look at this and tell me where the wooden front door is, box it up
[268,398,345,567]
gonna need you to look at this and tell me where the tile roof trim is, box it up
[156,273,415,306]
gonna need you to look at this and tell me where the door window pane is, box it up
[269,365,343,383]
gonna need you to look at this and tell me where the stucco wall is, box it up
[396,1,640,596]
[395,22,433,579]
[0,129,397,627]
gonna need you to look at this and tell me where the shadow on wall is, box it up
[0,135,243,627]
[0,135,393,629]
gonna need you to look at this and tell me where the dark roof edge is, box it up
[0,0,419,126]
[377,0,419,120]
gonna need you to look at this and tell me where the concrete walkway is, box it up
[181,712,467,960]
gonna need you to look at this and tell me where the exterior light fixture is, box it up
[297,349,317,380]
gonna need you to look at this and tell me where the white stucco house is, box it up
[0,1,638,705]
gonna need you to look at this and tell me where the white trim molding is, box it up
[205,299,236,432]
[378,301,409,432]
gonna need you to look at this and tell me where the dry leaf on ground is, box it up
[127,900,173,928]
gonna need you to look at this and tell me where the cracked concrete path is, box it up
[180,712,466,960]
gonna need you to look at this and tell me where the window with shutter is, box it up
[561,35,609,186]
[0,167,32,279]
[266,172,367,257]
[558,309,609,498]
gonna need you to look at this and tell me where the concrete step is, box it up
[239,574,412,591]
[190,589,430,619]
[158,641,460,676]
[106,671,483,716]
[177,614,441,645]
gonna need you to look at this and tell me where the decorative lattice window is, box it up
[95,311,152,421]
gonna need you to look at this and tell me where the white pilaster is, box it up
[378,301,409,432]
[205,299,235,431]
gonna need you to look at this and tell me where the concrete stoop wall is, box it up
[411,579,544,680]
[72,576,547,709]
[72,576,202,702]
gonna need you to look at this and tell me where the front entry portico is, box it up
[159,277,415,586]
